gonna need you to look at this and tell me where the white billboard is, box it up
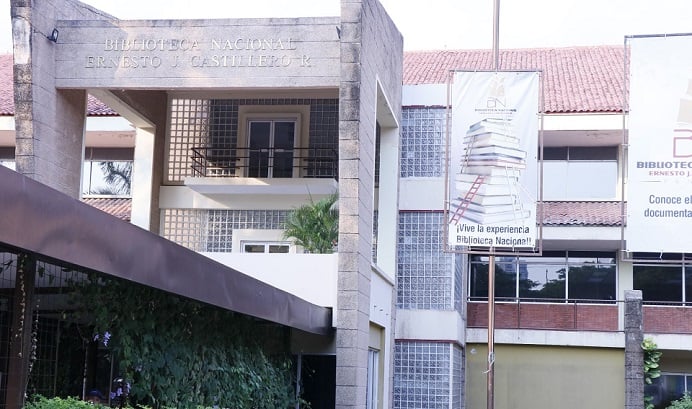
[626,34,692,253]
[447,71,540,249]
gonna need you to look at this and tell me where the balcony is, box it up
[191,146,338,179]
[467,298,619,332]
[643,302,692,334]
[186,147,338,195]
[468,298,692,335]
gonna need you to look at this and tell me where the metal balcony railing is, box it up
[190,147,338,179]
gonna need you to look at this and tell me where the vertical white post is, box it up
[131,127,155,230]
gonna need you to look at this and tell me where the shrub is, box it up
[73,275,301,409]
[23,395,97,409]
[643,337,663,409]
[283,193,338,254]
[668,394,692,409]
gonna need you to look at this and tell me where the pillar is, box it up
[624,289,644,409]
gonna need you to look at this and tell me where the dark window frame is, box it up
[543,146,618,161]
[632,253,692,304]
[469,251,617,302]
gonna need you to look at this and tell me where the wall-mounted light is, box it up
[47,28,59,43]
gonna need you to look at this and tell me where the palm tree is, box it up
[94,161,132,195]
[283,193,338,254]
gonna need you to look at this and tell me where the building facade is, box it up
[0,0,402,408]
[1,2,691,407]
[396,44,692,409]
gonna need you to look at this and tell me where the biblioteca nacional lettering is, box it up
[86,37,305,69]
[85,54,301,69]
[102,38,297,52]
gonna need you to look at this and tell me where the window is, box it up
[646,373,692,409]
[469,251,616,302]
[366,349,379,409]
[228,228,291,254]
[82,160,133,196]
[238,106,308,179]
[240,241,291,254]
[633,253,692,303]
[247,119,297,178]
[83,148,134,197]
[543,146,618,200]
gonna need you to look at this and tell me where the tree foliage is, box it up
[95,161,132,196]
[668,394,692,409]
[643,337,663,409]
[283,193,338,254]
[72,274,301,409]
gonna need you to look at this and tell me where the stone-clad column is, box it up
[12,0,89,198]
[337,1,371,407]
[337,1,402,407]
[624,290,644,409]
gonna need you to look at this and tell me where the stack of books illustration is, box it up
[450,118,530,225]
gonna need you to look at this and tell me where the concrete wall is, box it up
[466,344,625,408]
[337,0,402,408]
[202,252,338,313]
[55,18,341,89]
[109,90,167,233]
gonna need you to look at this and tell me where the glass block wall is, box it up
[451,344,464,408]
[393,341,463,409]
[401,107,447,178]
[161,209,208,252]
[167,98,339,183]
[395,106,465,408]
[397,212,456,310]
[162,209,289,252]
[206,209,288,252]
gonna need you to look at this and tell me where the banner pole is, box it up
[489,0,500,407]
[492,0,501,70]
[487,252,495,409]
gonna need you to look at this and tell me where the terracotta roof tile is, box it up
[81,197,131,221]
[404,46,626,113]
[2,46,627,116]
[540,201,624,226]
[87,94,118,116]
[0,54,117,116]
[80,198,621,227]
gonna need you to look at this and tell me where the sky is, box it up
[0,0,690,53]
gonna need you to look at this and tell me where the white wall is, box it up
[202,252,338,322]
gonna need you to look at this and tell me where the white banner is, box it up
[626,35,692,253]
[447,71,539,248]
